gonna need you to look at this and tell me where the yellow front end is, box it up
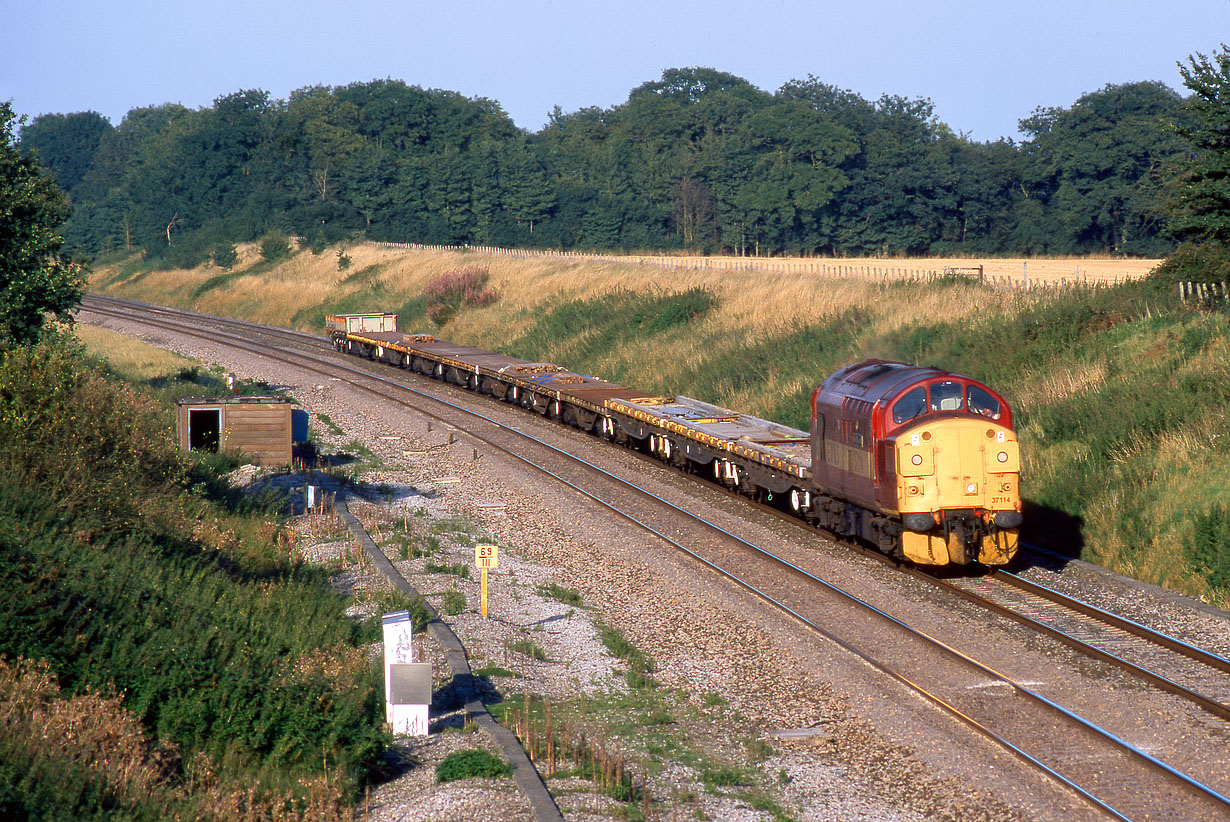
[895,419,1021,566]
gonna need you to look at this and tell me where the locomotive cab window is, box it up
[930,381,964,412]
[892,387,927,424]
[968,385,1002,420]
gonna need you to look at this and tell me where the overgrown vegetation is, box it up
[423,265,498,325]
[0,334,388,818]
[598,622,658,690]
[435,749,510,783]
[537,582,584,607]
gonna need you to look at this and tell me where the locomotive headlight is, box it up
[996,451,1009,463]
[911,454,923,465]
[966,482,978,494]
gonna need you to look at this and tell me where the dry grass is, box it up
[75,323,198,381]
[84,243,1134,419]
[0,655,357,820]
[96,244,1144,336]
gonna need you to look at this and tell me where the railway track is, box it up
[82,295,1230,821]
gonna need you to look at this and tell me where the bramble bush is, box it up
[423,266,498,325]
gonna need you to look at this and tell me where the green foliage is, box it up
[508,638,551,661]
[1191,505,1230,592]
[1169,44,1230,245]
[1150,243,1230,286]
[472,663,521,678]
[0,337,388,806]
[32,70,1195,261]
[503,288,715,381]
[210,242,238,269]
[700,765,748,788]
[0,102,87,343]
[1015,81,1185,255]
[597,622,657,689]
[435,749,511,783]
[18,110,112,194]
[537,581,583,606]
[259,231,291,262]
[424,560,469,578]
[441,589,466,615]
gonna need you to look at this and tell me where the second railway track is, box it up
[83,295,1230,821]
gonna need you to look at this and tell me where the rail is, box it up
[81,296,1230,820]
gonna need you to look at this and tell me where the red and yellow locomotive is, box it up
[811,360,1020,565]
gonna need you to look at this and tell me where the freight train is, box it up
[327,312,1021,567]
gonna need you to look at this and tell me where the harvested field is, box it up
[397,244,1162,286]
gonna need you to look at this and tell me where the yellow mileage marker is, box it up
[475,544,498,618]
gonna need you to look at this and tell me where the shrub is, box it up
[423,266,498,325]
[435,749,510,783]
[259,232,291,262]
[1150,243,1230,286]
[210,243,238,270]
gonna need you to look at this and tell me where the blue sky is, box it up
[3,0,1227,141]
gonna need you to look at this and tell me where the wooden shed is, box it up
[176,396,293,467]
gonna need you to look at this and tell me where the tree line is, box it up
[12,66,1216,264]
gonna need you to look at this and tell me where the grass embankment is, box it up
[0,332,388,820]
[91,244,1230,606]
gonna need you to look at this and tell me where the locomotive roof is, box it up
[821,359,987,403]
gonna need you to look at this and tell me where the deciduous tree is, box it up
[1170,44,1230,245]
[0,102,86,342]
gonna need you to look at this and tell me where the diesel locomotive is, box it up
[327,312,1021,567]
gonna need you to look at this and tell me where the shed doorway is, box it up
[188,408,221,452]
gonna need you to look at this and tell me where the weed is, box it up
[1192,504,1230,592]
[701,765,748,788]
[473,664,522,678]
[424,560,469,578]
[315,412,344,436]
[442,589,466,615]
[435,749,510,783]
[597,621,657,689]
[745,737,774,761]
[508,638,552,661]
[537,581,584,606]
[424,266,498,325]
